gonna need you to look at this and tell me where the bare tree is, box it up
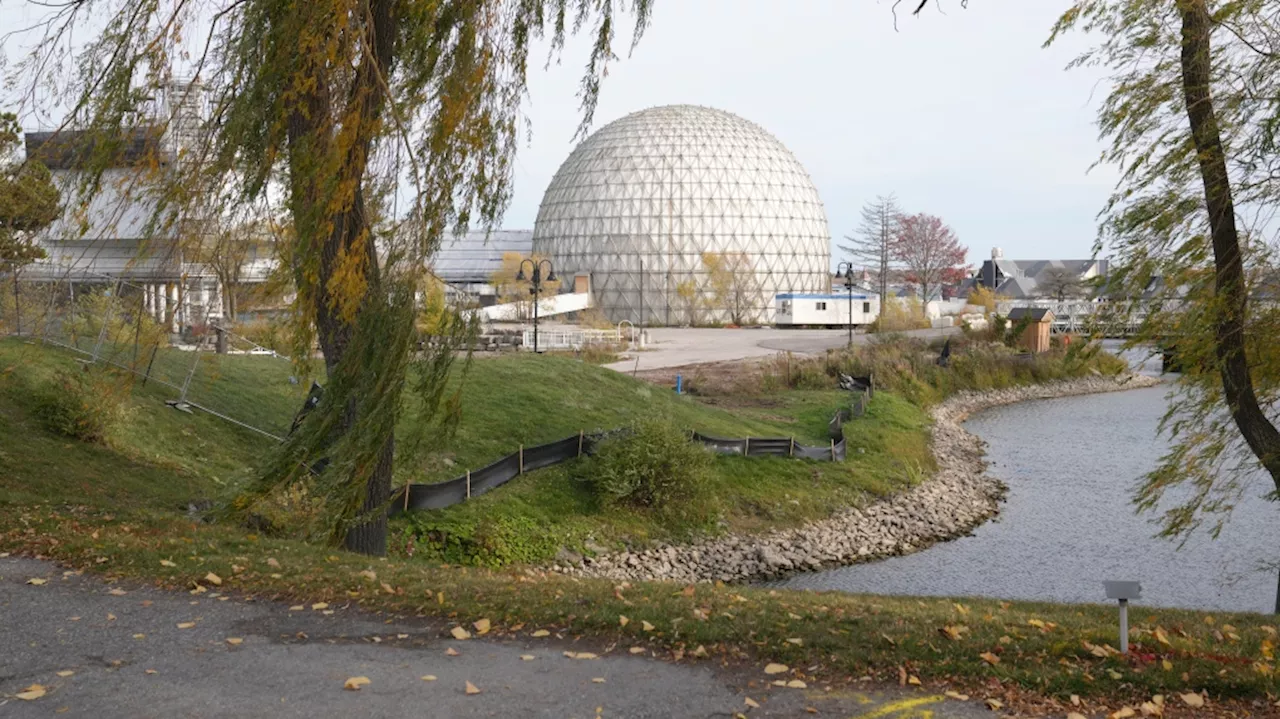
[840,194,902,306]
[893,213,968,303]
[1038,267,1085,302]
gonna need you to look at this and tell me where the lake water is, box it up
[774,358,1280,613]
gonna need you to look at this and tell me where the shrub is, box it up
[871,296,931,332]
[585,417,712,510]
[33,367,129,444]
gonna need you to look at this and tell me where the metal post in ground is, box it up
[90,278,124,362]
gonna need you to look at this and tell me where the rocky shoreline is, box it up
[553,372,1161,584]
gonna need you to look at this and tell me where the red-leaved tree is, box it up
[893,213,968,302]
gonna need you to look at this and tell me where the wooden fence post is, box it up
[745,436,751,456]
[403,483,410,511]
[830,438,836,462]
[789,437,795,456]
[578,430,584,457]
[466,470,471,499]
[519,444,524,474]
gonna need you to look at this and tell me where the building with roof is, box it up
[430,229,533,306]
[19,82,222,332]
[533,104,831,325]
[973,247,1108,300]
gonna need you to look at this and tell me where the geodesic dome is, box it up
[532,105,831,326]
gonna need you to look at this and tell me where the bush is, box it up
[33,367,129,444]
[871,296,931,332]
[585,417,712,510]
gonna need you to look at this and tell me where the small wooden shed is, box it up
[1007,307,1055,354]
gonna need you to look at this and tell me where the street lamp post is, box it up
[516,258,557,353]
[835,261,857,348]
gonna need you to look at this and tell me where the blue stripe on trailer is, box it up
[773,291,875,299]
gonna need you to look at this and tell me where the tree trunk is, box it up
[1178,0,1280,487]
[285,0,399,556]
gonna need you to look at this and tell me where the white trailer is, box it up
[774,292,879,328]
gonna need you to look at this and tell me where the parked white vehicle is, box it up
[774,292,879,328]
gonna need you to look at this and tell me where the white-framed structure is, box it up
[533,105,831,325]
[774,292,879,328]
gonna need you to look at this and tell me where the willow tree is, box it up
[1048,1,1280,541]
[10,0,652,555]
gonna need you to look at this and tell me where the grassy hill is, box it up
[0,338,929,564]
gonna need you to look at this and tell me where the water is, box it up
[775,372,1280,613]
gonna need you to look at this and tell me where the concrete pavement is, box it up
[1,556,987,718]
[604,327,960,374]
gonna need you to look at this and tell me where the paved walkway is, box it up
[604,327,960,373]
[1,557,986,718]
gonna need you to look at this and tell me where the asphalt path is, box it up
[1,556,988,718]
[603,327,960,374]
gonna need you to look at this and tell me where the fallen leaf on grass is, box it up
[1140,701,1163,717]
[266,558,280,569]
[159,560,176,568]
[26,578,47,586]
[464,681,481,695]
[204,572,222,586]
[225,638,243,646]
[472,618,490,635]
[107,588,127,596]
[1180,693,1205,708]
[1109,708,1136,719]
[944,691,969,701]
[939,625,966,641]
[17,684,46,700]
[785,638,803,646]
[289,605,304,611]
[1161,659,1173,671]
[1067,714,1087,719]
[979,652,1000,665]
[619,615,629,627]
[629,647,646,654]
[445,647,460,656]
[764,663,788,675]
[421,675,437,681]
[906,676,921,686]
[311,603,328,611]
[450,627,471,640]
[343,676,370,691]
[176,622,195,629]
[358,569,376,581]
[744,697,760,708]
[641,621,655,632]
[1154,627,1170,645]
[531,629,550,638]
[786,680,806,689]
[985,698,1003,710]
[55,671,74,678]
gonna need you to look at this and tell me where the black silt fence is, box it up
[393,385,873,514]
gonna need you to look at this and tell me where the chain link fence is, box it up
[0,266,300,442]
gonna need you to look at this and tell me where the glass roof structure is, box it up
[533,104,831,325]
[430,229,533,284]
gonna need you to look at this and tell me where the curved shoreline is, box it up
[553,372,1162,584]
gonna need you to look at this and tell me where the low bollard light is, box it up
[1103,580,1142,654]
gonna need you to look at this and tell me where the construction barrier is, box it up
[391,379,874,514]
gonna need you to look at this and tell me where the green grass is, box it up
[4,336,1275,706]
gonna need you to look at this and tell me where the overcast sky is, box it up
[508,0,1117,266]
[1,0,1117,267]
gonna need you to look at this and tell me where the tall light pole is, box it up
[836,261,857,348]
[516,258,557,353]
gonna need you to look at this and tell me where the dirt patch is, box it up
[633,358,770,395]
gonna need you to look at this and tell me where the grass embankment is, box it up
[3,336,1275,710]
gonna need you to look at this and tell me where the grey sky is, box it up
[0,0,1115,267]
[508,1,1116,266]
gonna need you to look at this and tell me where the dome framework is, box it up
[532,105,831,325]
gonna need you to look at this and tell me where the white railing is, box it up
[522,327,623,350]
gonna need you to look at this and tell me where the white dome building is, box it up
[532,105,831,325]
